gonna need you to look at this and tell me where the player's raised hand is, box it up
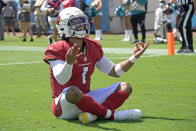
[133,40,150,58]
[66,43,83,64]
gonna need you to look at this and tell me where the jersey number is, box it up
[82,67,88,84]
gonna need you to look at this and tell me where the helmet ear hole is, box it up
[60,28,64,31]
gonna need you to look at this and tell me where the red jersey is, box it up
[61,0,74,8]
[44,38,103,98]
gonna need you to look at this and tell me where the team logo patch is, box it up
[56,15,62,25]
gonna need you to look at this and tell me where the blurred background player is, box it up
[44,7,150,124]
[166,0,196,53]
[154,0,182,44]
[16,0,23,37]
[129,0,148,43]
[89,0,103,40]
[34,0,48,38]
[0,0,7,40]
[20,0,34,42]
[2,3,16,36]
[154,0,168,44]
[41,0,62,44]
[75,0,89,15]
[170,3,182,42]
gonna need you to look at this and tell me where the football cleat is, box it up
[176,47,189,53]
[78,112,98,124]
[132,39,139,44]
[114,109,142,120]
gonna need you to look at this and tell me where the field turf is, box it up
[0,34,196,131]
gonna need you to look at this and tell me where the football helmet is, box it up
[56,7,90,38]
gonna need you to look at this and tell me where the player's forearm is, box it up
[119,59,135,72]
[109,55,137,77]
[49,60,73,85]
[121,55,137,71]
[113,41,150,77]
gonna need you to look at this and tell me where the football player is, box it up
[44,7,150,124]
[129,0,147,43]
[154,0,168,44]
[41,0,62,44]
[154,0,182,44]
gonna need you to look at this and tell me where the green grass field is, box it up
[0,34,196,131]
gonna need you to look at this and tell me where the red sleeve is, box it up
[44,41,69,64]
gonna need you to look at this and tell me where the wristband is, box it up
[115,64,125,76]
[129,55,137,63]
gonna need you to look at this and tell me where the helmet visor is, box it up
[69,17,89,30]
[69,17,87,25]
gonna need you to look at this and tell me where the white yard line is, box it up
[0,61,42,66]
[0,55,161,66]
[0,45,168,54]
[0,46,46,51]
[109,54,166,60]
[0,46,195,66]
[103,48,168,55]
